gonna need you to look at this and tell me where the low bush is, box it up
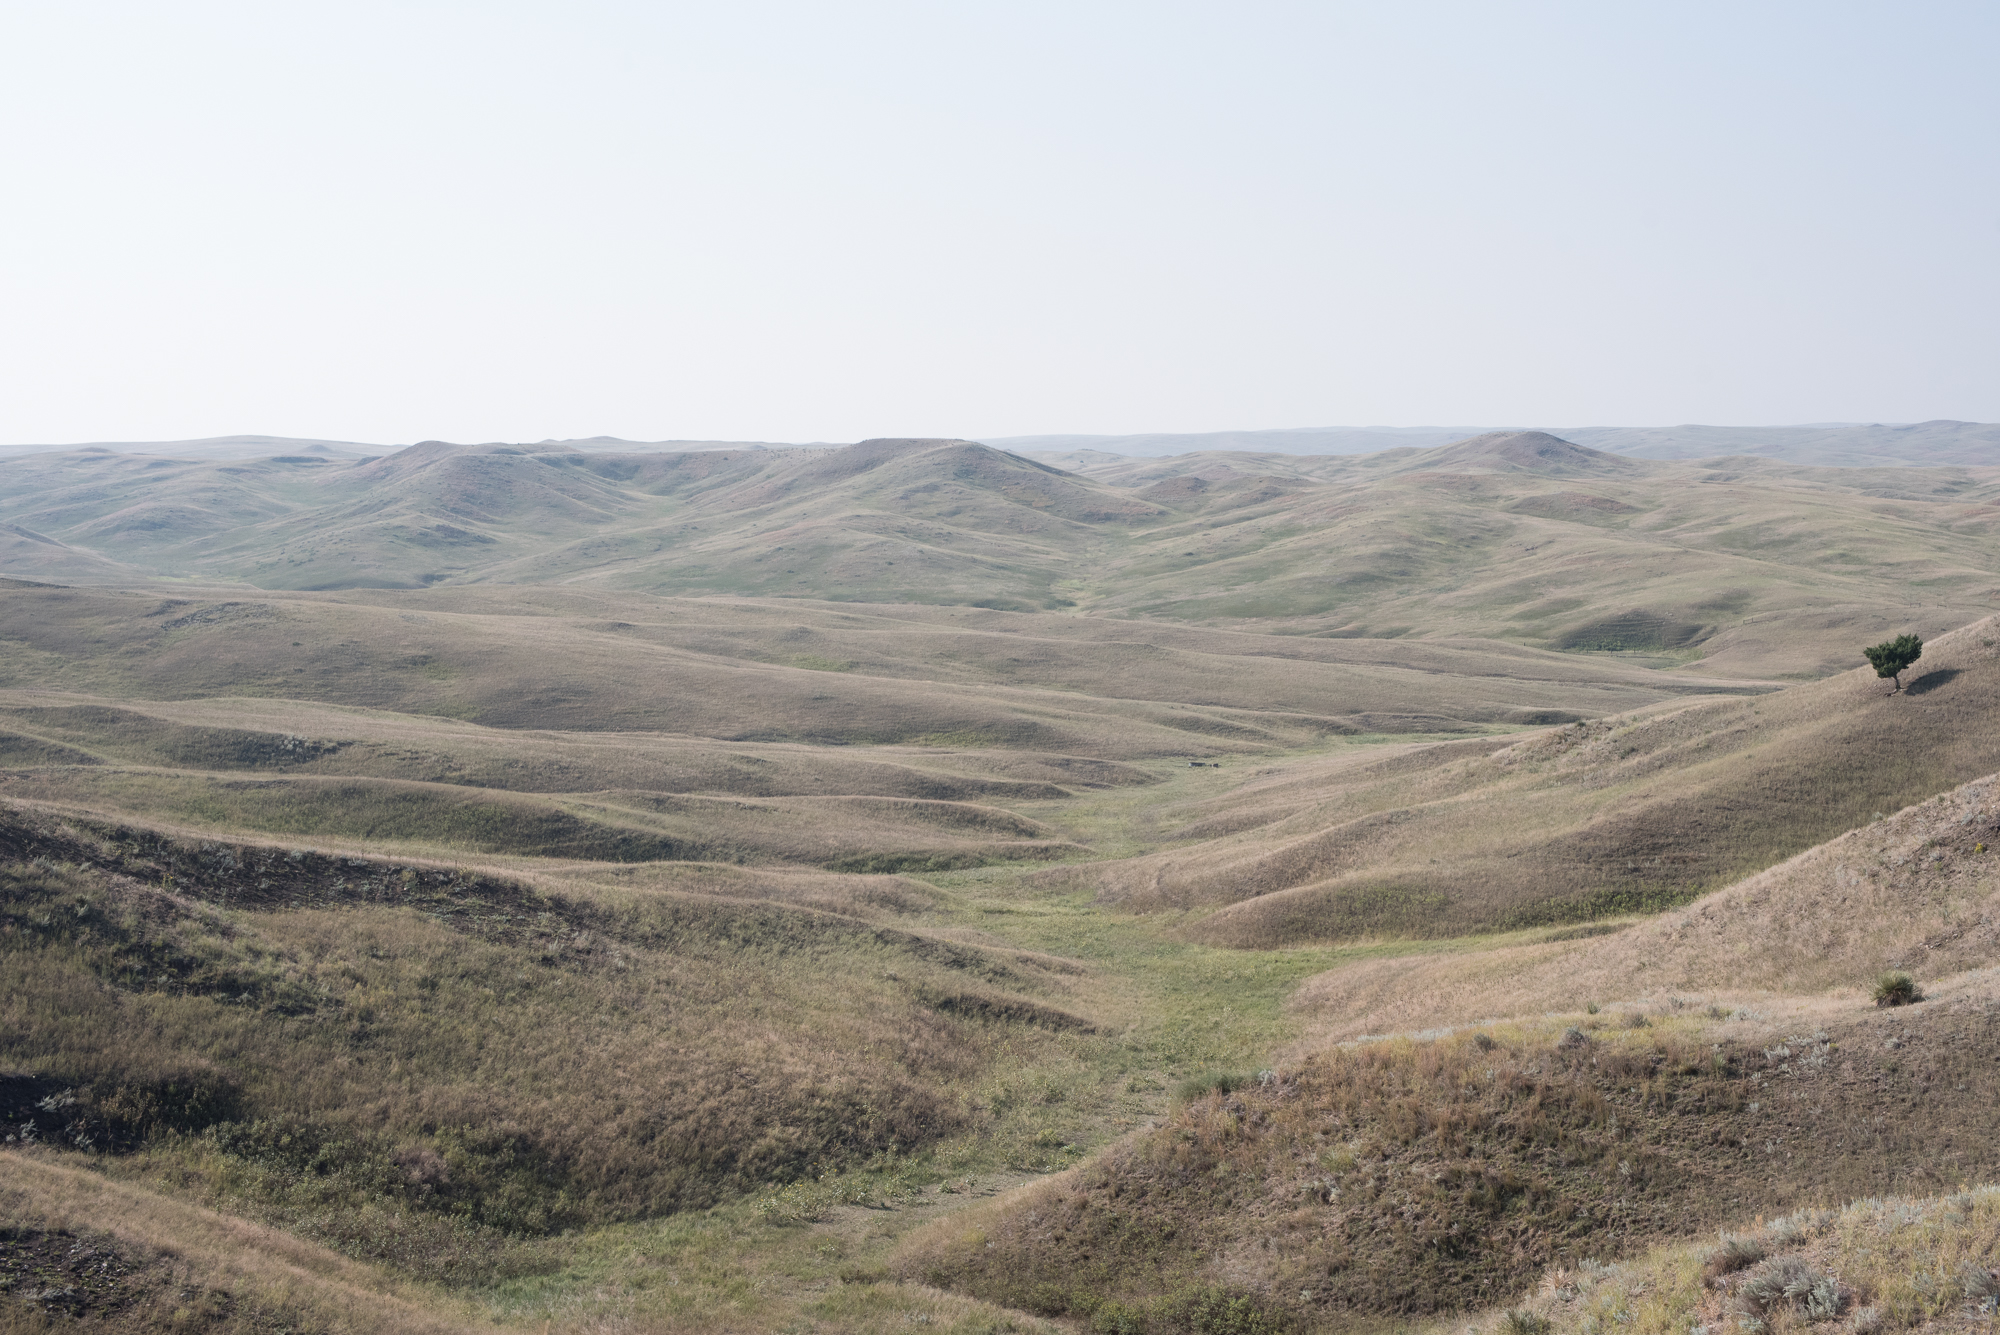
[1872,971,1922,1007]
[1732,1253,1846,1325]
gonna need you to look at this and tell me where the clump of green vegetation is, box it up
[1171,1071,1258,1104]
[1863,633,1923,694]
[1873,970,1922,1007]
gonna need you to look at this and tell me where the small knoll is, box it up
[1411,430,1643,477]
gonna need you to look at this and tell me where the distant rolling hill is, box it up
[992,419,2000,467]
[3,433,1997,681]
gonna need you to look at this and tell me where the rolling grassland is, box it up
[4,431,2000,1333]
[3,433,1997,679]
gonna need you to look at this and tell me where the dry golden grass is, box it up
[0,802,1104,1251]
[0,581,1744,750]
[0,690,1124,801]
[0,768,1086,871]
[6,439,2000,1332]
[898,981,2000,1330]
[1044,437,2000,679]
[7,436,1998,686]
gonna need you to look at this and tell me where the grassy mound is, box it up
[898,1000,2000,1329]
[0,1153,499,1333]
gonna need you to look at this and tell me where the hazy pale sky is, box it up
[2,1,1995,445]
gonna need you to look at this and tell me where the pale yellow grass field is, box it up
[0,582,1749,748]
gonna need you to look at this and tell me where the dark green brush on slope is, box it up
[1863,632,1923,693]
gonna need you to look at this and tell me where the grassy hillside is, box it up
[2,1152,501,1334]
[0,801,1109,1262]
[0,582,1746,746]
[1059,617,2000,943]
[1289,758,2000,1045]
[897,978,2000,1330]
[1468,1184,2000,1335]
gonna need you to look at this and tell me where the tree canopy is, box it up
[1862,633,1923,693]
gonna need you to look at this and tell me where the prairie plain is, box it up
[3,431,1999,1334]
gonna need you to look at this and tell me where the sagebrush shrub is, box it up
[1734,1255,1845,1325]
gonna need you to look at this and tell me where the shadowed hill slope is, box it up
[1,1152,502,1333]
[1076,618,2000,943]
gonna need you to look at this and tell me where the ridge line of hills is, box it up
[4,418,1994,466]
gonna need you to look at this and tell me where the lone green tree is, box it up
[1863,633,1923,694]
